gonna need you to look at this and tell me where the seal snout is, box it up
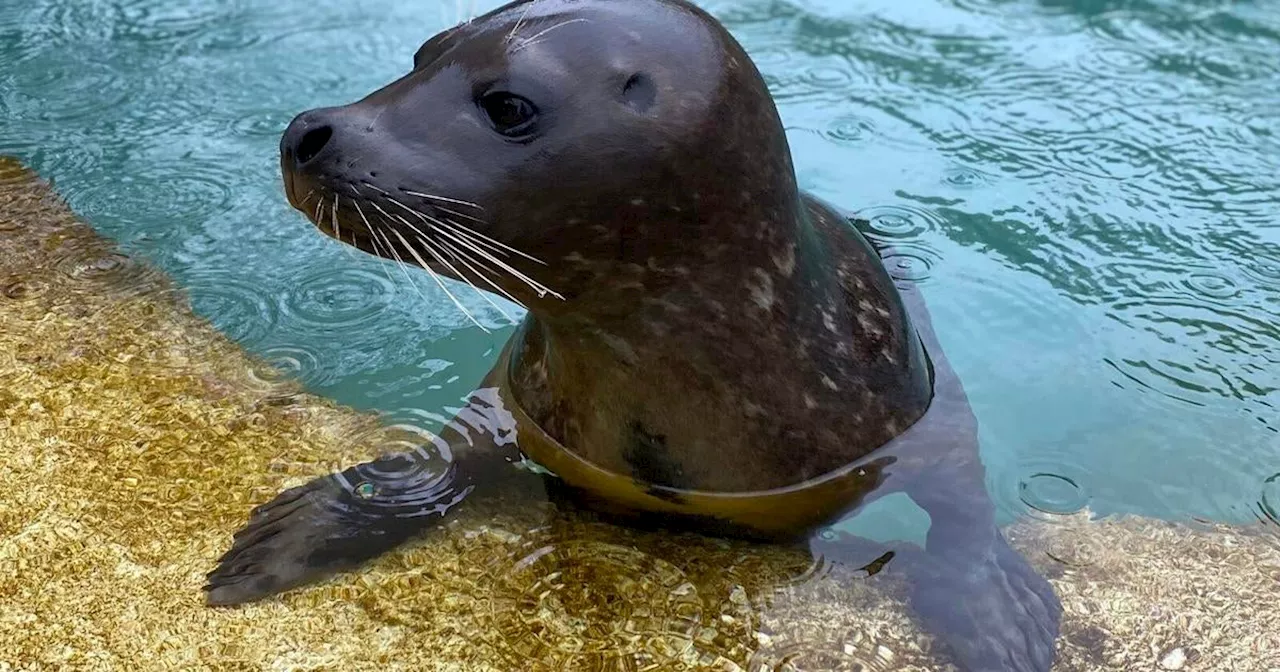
[281,110,337,172]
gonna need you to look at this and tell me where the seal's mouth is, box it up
[281,162,563,322]
[277,104,566,321]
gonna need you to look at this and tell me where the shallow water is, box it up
[1,0,1277,546]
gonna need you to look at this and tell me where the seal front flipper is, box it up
[878,275,1061,671]
[895,530,1061,672]
[892,443,1061,671]
[203,450,478,606]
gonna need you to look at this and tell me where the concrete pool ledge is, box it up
[1,155,1277,671]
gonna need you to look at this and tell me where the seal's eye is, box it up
[479,92,539,138]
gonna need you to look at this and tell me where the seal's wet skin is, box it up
[205,0,1062,669]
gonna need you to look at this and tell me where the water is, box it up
[1,0,1277,545]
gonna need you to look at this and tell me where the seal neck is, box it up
[529,191,843,363]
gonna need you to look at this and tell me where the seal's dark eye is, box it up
[479,92,538,138]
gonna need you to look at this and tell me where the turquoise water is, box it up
[2,0,1277,537]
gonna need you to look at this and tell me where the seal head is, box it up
[278,0,790,312]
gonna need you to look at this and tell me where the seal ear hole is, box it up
[622,73,656,112]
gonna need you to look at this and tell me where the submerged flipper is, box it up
[896,447,1062,672]
[811,230,1063,671]
[204,386,530,606]
[204,450,473,606]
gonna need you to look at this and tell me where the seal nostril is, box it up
[296,126,333,165]
[622,73,656,112]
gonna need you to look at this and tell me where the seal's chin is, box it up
[280,171,373,258]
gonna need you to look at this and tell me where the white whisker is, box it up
[512,18,590,53]
[433,219,563,300]
[387,225,496,329]
[384,197,543,267]
[384,198,560,298]
[361,181,390,196]
[331,194,341,242]
[443,217,549,267]
[382,198,532,311]
[365,224,407,290]
[377,222,488,331]
[434,235,528,314]
[371,222,445,314]
[506,0,536,43]
[428,203,487,225]
[401,189,484,211]
[385,210,521,323]
[330,194,357,260]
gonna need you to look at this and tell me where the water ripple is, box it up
[225,107,298,139]
[59,160,239,231]
[942,165,992,189]
[181,269,282,346]
[1103,295,1278,410]
[1017,468,1091,518]
[254,19,415,73]
[1183,272,1241,301]
[1242,255,1280,289]
[821,114,877,147]
[748,634,903,672]
[769,58,871,103]
[1,276,46,304]
[1049,133,1162,181]
[1,133,109,186]
[244,343,335,390]
[879,243,940,283]
[5,56,131,123]
[1077,44,1153,78]
[24,0,239,47]
[856,204,946,241]
[47,246,168,300]
[280,265,398,331]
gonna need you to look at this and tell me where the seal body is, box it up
[207,2,1062,669]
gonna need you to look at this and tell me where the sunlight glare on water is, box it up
[1,0,1277,538]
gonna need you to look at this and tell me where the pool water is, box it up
[1,0,1277,544]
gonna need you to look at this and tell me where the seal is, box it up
[204,1,1062,669]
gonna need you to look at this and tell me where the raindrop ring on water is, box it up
[1243,255,1280,288]
[1183,273,1239,301]
[64,161,240,228]
[50,249,167,300]
[1,277,46,303]
[281,265,397,331]
[803,65,857,89]
[943,166,989,188]
[882,251,933,283]
[181,269,283,346]
[1018,472,1089,517]
[822,115,876,147]
[853,204,946,241]
[244,343,332,390]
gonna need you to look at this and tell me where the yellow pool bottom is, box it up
[1,156,1278,671]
